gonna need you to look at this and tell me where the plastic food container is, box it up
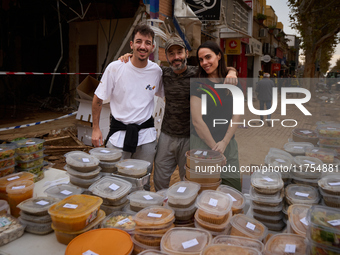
[132,235,160,254]
[13,138,44,154]
[6,180,34,217]
[251,200,283,216]
[194,220,230,237]
[264,152,293,172]
[307,239,340,255]
[249,186,284,207]
[69,173,102,189]
[161,227,212,255]
[65,228,133,255]
[201,244,261,255]
[317,124,340,138]
[167,181,201,207]
[264,233,306,255]
[197,179,221,194]
[165,201,197,221]
[16,156,44,169]
[19,211,51,223]
[0,164,15,178]
[320,188,340,208]
[319,137,340,146]
[320,143,340,154]
[216,185,245,214]
[292,156,323,178]
[185,166,221,183]
[0,172,34,200]
[88,176,132,206]
[134,206,175,227]
[64,164,101,179]
[99,160,118,173]
[251,171,283,194]
[195,209,232,232]
[261,220,286,231]
[0,143,16,160]
[319,175,340,195]
[17,196,58,216]
[127,191,164,211]
[89,147,122,161]
[116,159,150,177]
[138,250,169,255]
[64,151,100,172]
[19,163,45,182]
[212,235,264,253]
[134,221,175,235]
[48,194,103,231]
[285,184,320,205]
[287,204,311,237]
[268,148,294,160]
[284,142,314,156]
[229,214,268,241]
[100,200,129,215]
[251,209,283,224]
[186,149,224,170]
[292,128,319,145]
[44,183,84,200]
[0,200,10,214]
[0,214,25,246]
[15,148,44,161]
[52,209,106,245]
[134,231,164,247]
[19,217,53,235]
[291,175,319,187]
[0,156,15,169]
[305,147,337,163]
[101,211,135,234]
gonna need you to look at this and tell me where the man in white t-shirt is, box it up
[92,24,162,190]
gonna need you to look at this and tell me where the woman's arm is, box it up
[224,68,238,85]
[191,95,217,149]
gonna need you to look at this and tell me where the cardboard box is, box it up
[75,98,110,124]
[76,75,99,100]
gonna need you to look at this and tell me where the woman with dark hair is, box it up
[190,40,242,191]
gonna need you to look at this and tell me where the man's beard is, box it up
[170,58,187,71]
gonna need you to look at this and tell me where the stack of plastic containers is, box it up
[48,194,105,245]
[292,156,323,187]
[318,175,340,208]
[264,149,293,184]
[317,123,340,155]
[88,176,132,215]
[216,185,245,215]
[89,148,122,174]
[229,214,268,241]
[101,211,136,235]
[0,200,10,214]
[283,142,314,156]
[306,205,340,254]
[13,138,45,182]
[6,179,34,217]
[161,227,212,255]
[0,143,16,177]
[285,184,320,206]
[194,190,232,236]
[249,171,285,231]
[263,233,307,254]
[17,196,58,235]
[0,214,26,246]
[286,204,311,237]
[211,235,264,253]
[132,206,175,254]
[165,181,200,227]
[0,172,34,201]
[64,151,101,188]
[305,147,338,164]
[291,128,319,146]
[127,191,164,213]
[185,149,223,193]
[200,244,261,255]
[44,183,84,200]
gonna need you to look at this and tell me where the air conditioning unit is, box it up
[259,28,268,38]
[245,44,254,56]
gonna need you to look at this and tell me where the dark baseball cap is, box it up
[165,37,186,53]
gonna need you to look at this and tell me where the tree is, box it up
[288,0,340,94]
[331,58,340,72]
[319,37,338,74]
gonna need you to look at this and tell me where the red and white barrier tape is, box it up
[0,72,102,75]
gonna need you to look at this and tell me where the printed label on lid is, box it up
[12,185,25,190]
[82,158,90,163]
[327,127,336,130]
[301,130,312,134]
[275,159,286,163]
[7,176,20,181]
[60,190,72,195]
[227,193,237,202]
[177,187,187,193]
[125,165,134,168]
[295,192,309,197]
[263,176,274,182]
[182,238,199,249]
[100,150,110,153]
[83,250,99,255]
[26,142,36,145]
[109,183,120,191]
[0,148,2,151]
[36,200,49,206]
[63,203,78,209]
[203,151,208,156]
[208,198,218,207]
[0,217,11,227]
[147,212,162,218]
[328,220,340,226]
[312,149,318,152]
[300,217,308,226]
[194,150,202,155]
[117,218,131,225]
[329,182,340,186]
[246,222,256,231]
[285,244,296,253]
[293,146,304,149]
[143,195,153,200]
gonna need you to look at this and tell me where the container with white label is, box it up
[127,190,164,211]
[64,164,101,180]
[264,233,306,255]
[64,151,99,172]
[185,149,224,170]
[89,147,122,161]
[196,190,232,218]
[251,172,284,195]
[229,214,267,241]
[285,184,320,205]
[17,196,58,216]
[286,204,311,237]
[116,159,150,178]
[319,175,340,195]
[44,183,84,200]
[167,181,201,207]
[101,211,135,234]
[134,205,175,226]
[283,142,314,156]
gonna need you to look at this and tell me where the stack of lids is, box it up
[185,149,223,193]
[44,183,84,200]
[211,235,264,253]
[286,204,311,237]
[89,148,122,174]
[127,191,164,213]
[0,172,35,201]
[265,148,293,184]
[250,172,285,231]
[318,175,340,208]
[64,151,101,189]
[229,214,268,241]
[165,181,200,227]
[101,211,136,235]
[88,176,132,215]
[48,194,105,245]
[216,185,245,215]
[0,143,16,178]
[194,190,233,236]
[292,156,323,187]
[17,196,58,235]
[132,206,175,254]
[263,233,307,255]
[13,138,46,182]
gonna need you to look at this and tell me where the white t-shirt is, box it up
[95,59,163,148]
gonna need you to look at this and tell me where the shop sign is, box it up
[262,55,271,63]
[244,1,252,9]
[185,0,221,20]
[249,38,262,56]
[272,63,281,71]
[225,39,241,55]
[276,48,284,59]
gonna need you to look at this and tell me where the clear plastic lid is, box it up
[294,156,323,167]
[316,124,340,138]
[167,181,201,205]
[249,186,284,204]
[64,151,99,171]
[44,183,84,200]
[264,233,307,255]
[251,209,283,221]
[212,235,264,253]
[127,191,164,207]
[64,164,101,179]
[251,172,283,191]
[284,142,314,155]
[138,250,170,255]
[201,244,261,255]
[319,137,340,146]
[161,227,212,254]
[6,179,34,194]
[20,210,51,223]
[12,138,44,151]
[287,204,311,236]
[229,214,268,241]
[264,153,293,168]
[305,147,337,161]
[15,154,45,164]
[195,190,232,216]
[292,128,318,139]
[186,149,224,161]
[89,147,122,161]
[17,196,58,214]
[0,144,16,160]
[268,148,294,160]
[318,175,340,193]
[116,159,150,176]
[194,210,231,231]
[0,172,35,189]
[134,205,175,226]
[285,184,320,204]
[307,205,340,232]
[251,200,283,212]
[88,176,132,202]
[216,185,245,210]
[101,211,136,232]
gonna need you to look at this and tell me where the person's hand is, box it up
[118,53,133,63]
[212,139,229,154]
[92,128,103,147]
[224,70,238,85]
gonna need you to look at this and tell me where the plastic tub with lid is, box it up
[6,179,34,217]
[134,231,164,247]
[0,214,25,246]
[185,149,224,170]
[193,220,230,237]
[0,200,10,214]
[285,184,320,205]
[261,220,286,232]
[212,235,264,253]
[283,141,314,156]
[12,138,44,154]
[64,164,101,179]
[167,181,201,207]
[251,200,283,216]
[19,217,53,235]
[48,194,103,232]
[249,186,283,207]
[0,156,15,169]
[263,233,306,255]
[320,143,340,154]
[287,204,311,237]
[216,185,245,214]
[161,227,212,255]
[319,136,340,146]
[44,183,84,200]
[0,143,16,160]
[16,155,44,169]
[134,220,175,235]
[194,209,231,232]
[123,203,138,215]
[127,191,164,211]
[185,166,220,183]
[0,172,34,200]
[307,239,340,255]
[251,209,283,224]
[134,205,175,227]
[88,176,132,206]
[19,211,51,223]
[89,147,122,161]
[201,244,261,255]
[15,148,45,161]
[101,211,135,234]
[0,164,15,178]
[100,200,129,215]
[132,235,160,254]
[229,214,268,241]
[17,196,58,216]
[305,147,337,163]
[250,171,283,195]
[19,163,45,182]
[69,173,102,189]
[292,128,318,145]
[268,148,294,160]
[165,201,197,221]
[319,175,340,195]
[320,188,340,208]
[291,175,319,187]
[264,152,293,171]
[52,209,106,245]
[99,160,118,173]
[65,228,133,255]
[292,156,323,178]
[197,179,221,194]
[64,151,99,172]
[116,159,150,177]
[317,123,340,138]
[138,250,169,255]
